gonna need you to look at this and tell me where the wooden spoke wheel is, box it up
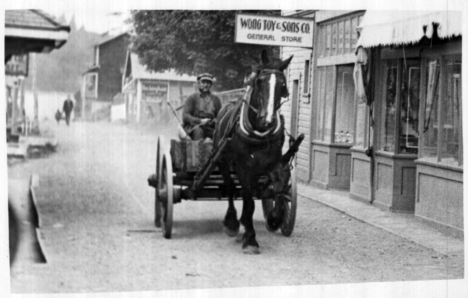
[154,136,163,228]
[261,160,297,237]
[158,151,174,239]
[280,163,297,236]
[154,136,174,239]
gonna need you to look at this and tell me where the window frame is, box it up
[418,53,462,167]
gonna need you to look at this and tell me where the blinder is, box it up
[255,69,289,100]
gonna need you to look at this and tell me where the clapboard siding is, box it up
[281,43,313,181]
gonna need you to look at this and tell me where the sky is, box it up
[42,6,131,34]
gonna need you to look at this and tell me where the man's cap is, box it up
[197,73,214,82]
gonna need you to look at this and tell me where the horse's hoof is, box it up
[223,226,239,237]
[266,216,282,232]
[243,246,260,255]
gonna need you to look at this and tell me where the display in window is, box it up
[381,60,397,152]
[400,62,420,154]
[422,60,439,158]
[334,66,355,144]
[441,59,461,162]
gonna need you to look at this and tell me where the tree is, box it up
[130,11,281,90]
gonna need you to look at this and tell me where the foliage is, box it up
[130,11,281,91]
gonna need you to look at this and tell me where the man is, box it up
[62,95,74,126]
[182,73,222,140]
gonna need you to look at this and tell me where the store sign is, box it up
[235,14,314,48]
[6,54,29,76]
[142,81,168,103]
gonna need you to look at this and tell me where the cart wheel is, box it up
[262,160,297,236]
[158,150,174,239]
[154,136,164,228]
[280,162,297,237]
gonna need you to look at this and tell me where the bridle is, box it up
[242,68,289,115]
[238,68,288,138]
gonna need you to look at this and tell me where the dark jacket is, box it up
[182,92,222,126]
[63,99,74,115]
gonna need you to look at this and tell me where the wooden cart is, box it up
[148,133,304,239]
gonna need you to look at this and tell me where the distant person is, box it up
[55,109,62,124]
[182,73,221,140]
[62,95,74,126]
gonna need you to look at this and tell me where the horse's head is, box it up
[249,50,293,132]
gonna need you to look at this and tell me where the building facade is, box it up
[281,10,463,235]
[121,51,196,123]
[82,33,130,120]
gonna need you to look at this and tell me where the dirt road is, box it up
[8,121,464,293]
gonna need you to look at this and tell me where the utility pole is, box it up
[31,53,39,130]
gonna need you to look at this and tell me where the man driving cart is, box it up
[182,73,222,140]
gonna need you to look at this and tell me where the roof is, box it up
[357,10,462,48]
[97,32,130,47]
[129,53,196,82]
[5,9,70,43]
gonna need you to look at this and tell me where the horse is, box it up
[213,50,293,254]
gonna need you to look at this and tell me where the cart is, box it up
[148,133,304,239]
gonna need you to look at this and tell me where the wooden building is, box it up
[82,33,130,120]
[355,11,462,235]
[121,51,196,123]
[282,10,463,236]
[5,10,70,138]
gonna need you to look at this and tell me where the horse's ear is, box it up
[261,50,269,66]
[280,55,294,71]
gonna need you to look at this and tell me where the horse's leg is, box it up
[235,167,260,254]
[239,187,259,254]
[266,162,288,231]
[219,160,239,237]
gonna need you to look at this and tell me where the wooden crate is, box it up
[170,139,213,172]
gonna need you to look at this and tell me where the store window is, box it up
[400,60,420,154]
[334,65,355,143]
[421,56,462,165]
[380,58,421,154]
[315,65,356,144]
[421,59,439,158]
[442,58,461,162]
[316,66,334,142]
[354,97,368,147]
[381,60,398,152]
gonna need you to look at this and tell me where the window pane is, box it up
[316,67,326,140]
[331,23,337,56]
[399,59,420,154]
[421,59,440,158]
[323,66,334,142]
[355,100,367,147]
[334,66,355,143]
[441,58,461,162]
[381,60,398,152]
[344,19,351,54]
[338,21,344,56]
[326,25,331,57]
[351,17,359,49]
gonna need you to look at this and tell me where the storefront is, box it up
[122,52,196,123]
[353,11,462,234]
[309,11,365,189]
[5,10,70,138]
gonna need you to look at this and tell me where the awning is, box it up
[356,10,462,48]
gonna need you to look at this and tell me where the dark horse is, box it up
[213,50,293,254]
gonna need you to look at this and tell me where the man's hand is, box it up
[200,118,211,125]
